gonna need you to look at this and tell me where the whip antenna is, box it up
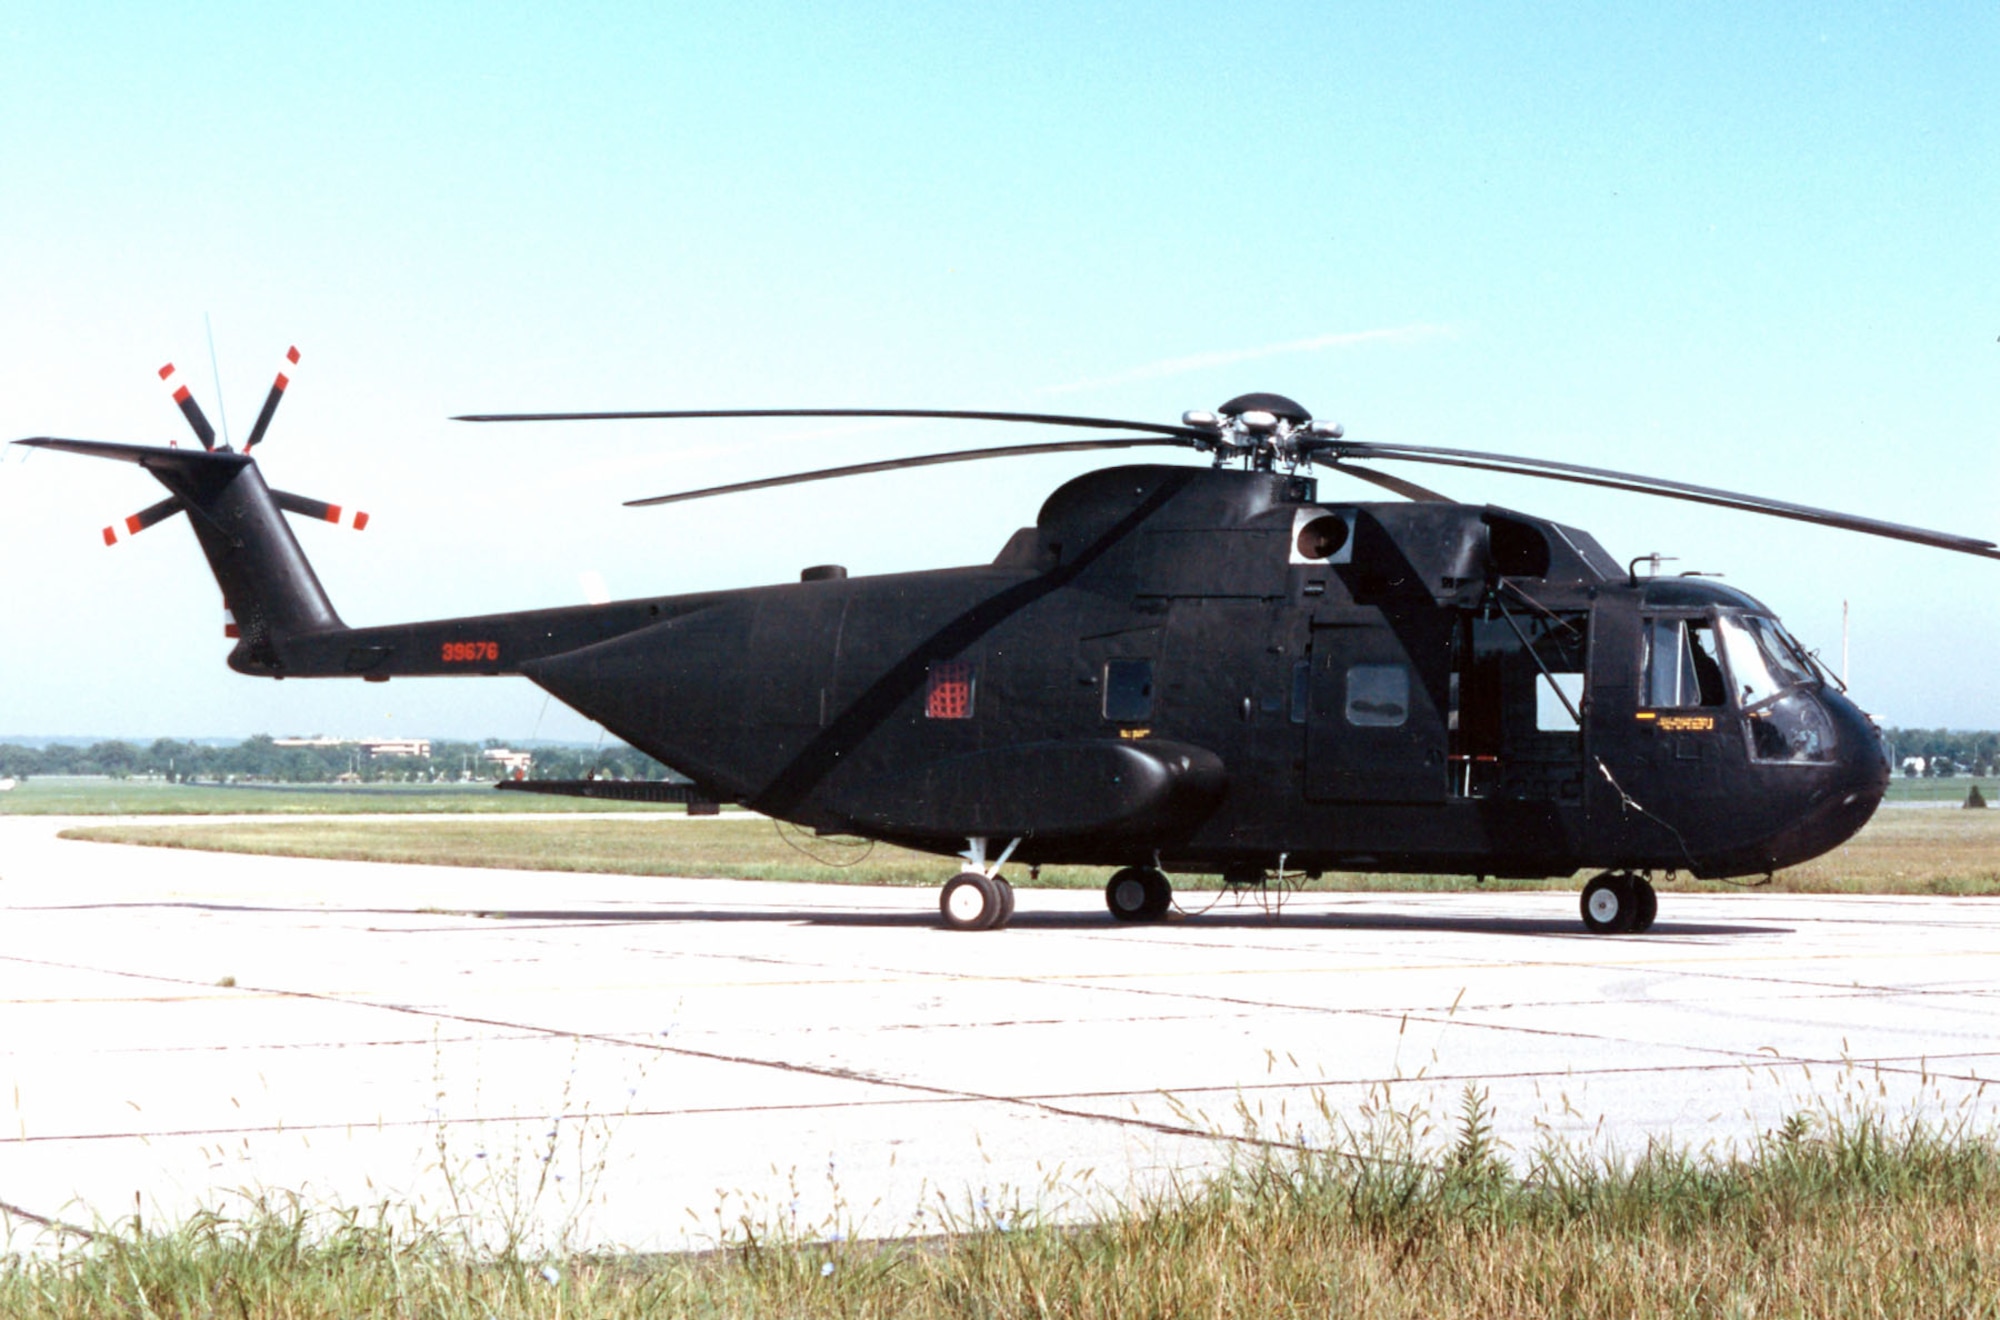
[204,313,231,449]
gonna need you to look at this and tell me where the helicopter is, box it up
[18,358,1999,935]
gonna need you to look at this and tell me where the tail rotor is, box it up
[94,345,369,551]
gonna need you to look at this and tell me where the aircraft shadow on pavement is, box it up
[493,908,1779,939]
[33,901,1779,939]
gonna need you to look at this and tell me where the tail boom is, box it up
[17,435,695,682]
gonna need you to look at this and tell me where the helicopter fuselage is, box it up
[260,462,1889,881]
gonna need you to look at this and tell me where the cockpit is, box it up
[1640,602,1838,764]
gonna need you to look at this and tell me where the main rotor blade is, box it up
[626,436,1190,507]
[457,407,1208,440]
[1327,461,1450,503]
[1325,440,2000,559]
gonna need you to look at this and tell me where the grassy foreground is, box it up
[59,797,2000,893]
[6,1102,1999,1317]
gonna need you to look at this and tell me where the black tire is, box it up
[993,876,1016,928]
[1580,872,1637,935]
[941,871,1005,931]
[1105,866,1172,922]
[1631,877,1658,933]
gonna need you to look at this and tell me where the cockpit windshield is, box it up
[1715,613,1817,710]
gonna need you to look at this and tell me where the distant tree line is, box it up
[3,727,1990,784]
[0,736,674,784]
[1882,729,1999,778]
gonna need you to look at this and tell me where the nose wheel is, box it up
[1580,871,1657,934]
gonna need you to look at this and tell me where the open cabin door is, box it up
[1452,602,1590,805]
[1305,606,1449,803]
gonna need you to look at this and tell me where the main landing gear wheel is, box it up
[1631,877,1658,933]
[1105,866,1172,922]
[1580,871,1656,935]
[941,871,1011,931]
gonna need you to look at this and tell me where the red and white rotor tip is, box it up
[101,496,185,547]
[243,345,302,454]
[157,362,218,450]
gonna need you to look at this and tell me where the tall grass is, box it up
[8,1097,2000,1317]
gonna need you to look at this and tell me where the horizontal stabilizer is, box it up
[14,436,251,471]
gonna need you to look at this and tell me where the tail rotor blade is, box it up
[101,495,185,546]
[272,488,370,530]
[242,345,300,454]
[157,363,217,450]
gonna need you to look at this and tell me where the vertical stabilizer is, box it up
[13,439,344,672]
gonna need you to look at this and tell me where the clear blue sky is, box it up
[2,2,1995,740]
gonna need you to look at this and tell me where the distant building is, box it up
[273,736,433,759]
[481,748,533,777]
[362,738,431,759]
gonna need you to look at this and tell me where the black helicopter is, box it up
[20,361,1998,935]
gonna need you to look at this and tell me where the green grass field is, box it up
[0,775,668,815]
[56,786,2000,894]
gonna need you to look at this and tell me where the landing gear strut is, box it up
[941,836,1020,932]
[1580,871,1657,935]
[1104,866,1172,922]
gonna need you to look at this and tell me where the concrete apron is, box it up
[2,814,1995,1254]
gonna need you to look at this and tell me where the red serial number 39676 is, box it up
[441,641,500,663]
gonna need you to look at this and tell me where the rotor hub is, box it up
[1181,394,1344,472]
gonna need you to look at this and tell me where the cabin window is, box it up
[1345,664,1409,727]
[1536,673,1585,731]
[925,660,976,719]
[1103,658,1155,722]
[1642,617,1725,708]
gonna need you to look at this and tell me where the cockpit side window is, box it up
[1715,613,1816,711]
[1642,617,1725,708]
[1748,616,1816,689]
